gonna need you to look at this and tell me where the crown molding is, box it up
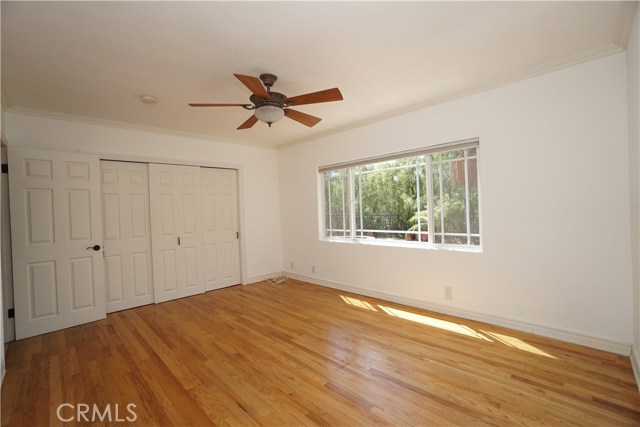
[278,43,624,150]
[4,106,277,151]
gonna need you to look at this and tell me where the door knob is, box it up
[86,244,101,251]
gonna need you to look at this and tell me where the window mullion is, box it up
[341,174,347,237]
[415,163,420,241]
[358,171,364,238]
[348,167,357,239]
[464,150,471,245]
[439,159,444,243]
[326,178,332,236]
[426,155,434,244]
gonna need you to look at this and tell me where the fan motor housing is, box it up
[250,92,287,108]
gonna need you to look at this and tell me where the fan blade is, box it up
[233,73,270,99]
[189,103,251,107]
[286,88,343,106]
[237,115,258,130]
[284,109,322,127]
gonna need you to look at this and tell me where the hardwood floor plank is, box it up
[2,279,639,426]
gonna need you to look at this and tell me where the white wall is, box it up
[280,52,633,349]
[3,113,283,283]
[627,4,640,376]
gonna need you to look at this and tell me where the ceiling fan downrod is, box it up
[259,73,278,93]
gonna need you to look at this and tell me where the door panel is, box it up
[160,249,177,291]
[27,189,55,243]
[132,252,149,296]
[183,194,195,234]
[185,248,198,287]
[29,261,58,318]
[68,190,91,240]
[131,195,146,237]
[204,244,218,284]
[105,255,124,302]
[10,148,105,339]
[149,164,204,303]
[70,256,95,310]
[100,161,154,313]
[222,242,237,280]
[102,194,120,239]
[201,168,240,291]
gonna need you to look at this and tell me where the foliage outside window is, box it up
[322,142,480,248]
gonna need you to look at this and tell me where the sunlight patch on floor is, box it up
[377,305,491,341]
[480,330,557,359]
[340,295,378,311]
[337,294,557,358]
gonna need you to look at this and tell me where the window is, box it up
[320,139,480,248]
[323,168,351,237]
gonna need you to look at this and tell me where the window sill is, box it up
[320,237,483,253]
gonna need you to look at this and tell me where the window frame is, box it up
[319,138,482,252]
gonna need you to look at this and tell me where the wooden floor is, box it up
[2,279,640,426]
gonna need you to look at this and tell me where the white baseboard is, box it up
[285,272,632,356]
[243,271,283,285]
[631,345,640,394]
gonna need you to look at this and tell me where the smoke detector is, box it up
[140,95,158,105]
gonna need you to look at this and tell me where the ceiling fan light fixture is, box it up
[254,104,284,126]
[189,73,342,130]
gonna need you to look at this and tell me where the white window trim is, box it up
[318,137,478,173]
[321,235,482,253]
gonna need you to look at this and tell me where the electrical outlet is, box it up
[444,286,453,300]
[290,261,294,269]
[312,265,316,273]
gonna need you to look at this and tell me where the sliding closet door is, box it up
[149,164,204,303]
[201,168,240,290]
[100,161,154,312]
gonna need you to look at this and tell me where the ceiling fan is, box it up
[189,73,343,130]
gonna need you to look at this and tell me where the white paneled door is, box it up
[9,148,105,340]
[149,164,204,303]
[201,168,240,291]
[100,161,154,312]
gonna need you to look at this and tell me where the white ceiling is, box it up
[1,1,635,149]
